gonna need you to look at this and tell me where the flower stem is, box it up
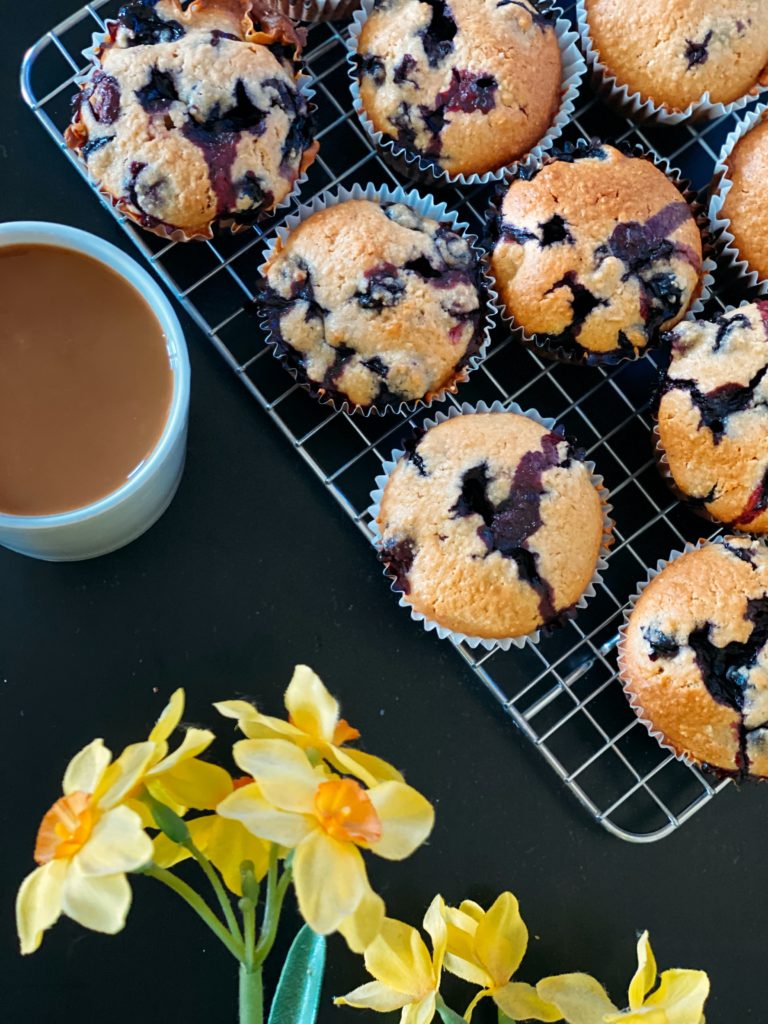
[241,894,256,968]
[185,839,244,944]
[239,962,263,1024]
[143,865,244,961]
[253,847,293,967]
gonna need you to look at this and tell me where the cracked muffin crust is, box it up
[585,0,768,112]
[489,143,704,364]
[65,0,318,239]
[621,537,768,778]
[657,302,768,533]
[720,115,768,284]
[354,0,562,177]
[257,198,487,411]
[376,411,605,639]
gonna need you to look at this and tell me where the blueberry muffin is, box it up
[656,303,768,533]
[376,411,606,639]
[257,199,487,411]
[65,0,318,239]
[584,0,768,112]
[489,143,704,364]
[620,537,768,778]
[719,114,768,283]
[354,0,562,177]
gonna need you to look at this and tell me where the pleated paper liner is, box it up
[346,0,586,189]
[484,138,717,368]
[275,0,361,21]
[367,399,614,651]
[708,102,768,300]
[254,181,498,417]
[575,0,768,125]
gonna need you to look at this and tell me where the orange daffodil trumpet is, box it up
[16,738,153,953]
[216,737,434,947]
[537,931,709,1024]
[335,896,447,1024]
[215,664,403,787]
[442,893,561,1021]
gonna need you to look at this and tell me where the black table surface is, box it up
[2,4,762,1022]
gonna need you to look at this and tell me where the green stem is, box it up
[498,1009,517,1024]
[185,839,244,944]
[239,962,263,1024]
[253,848,293,967]
[143,865,244,961]
[241,894,256,969]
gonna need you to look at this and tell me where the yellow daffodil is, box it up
[112,688,232,818]
[215,665,402,787]
[335,896,447,1024]
[441,892,561,1021]
[152,776,271,895]
[16,739,153,954]
[217,738,433,944]
[537,931,709,1024]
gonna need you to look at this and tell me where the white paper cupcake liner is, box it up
[708,102,768,298]
[485,139,717,367]
[346,0,586,188]
[67,26,318,242]
[255,181,498,416]
[575,0,768,124]
[276,0,361,21]
[367,399,614,651]
[617,538,723,769]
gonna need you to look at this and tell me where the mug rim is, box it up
[0,220,190,530]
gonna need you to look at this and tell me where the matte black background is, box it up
[1,4,763,1021]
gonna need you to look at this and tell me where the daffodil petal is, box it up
[61,863,132,934]
[537,973,618,1024]
[338,882,386,953]
[442,905,488,986]
[73,806,152,876]
[403,992,437,1024]
[626,931,656,1010]
[218,783,313,847]
[63,739,111,796]
[334,981,412,1012]
[152,830,191,871]
[96,742,156,809]
[616,969,709,1024]
[147,758,232,811]
[475,892,528,988]
[293,829,366,934]
[364,918,434,998]
[192,815,271,895]
[232,739,317,813]
[327,746,403,788]
[367,782,434,860]
[493,982,563,1022]
[284,665,339,743]
[148,728,215,775]
[16,861,67,954]
[423,895,447,974]
[459,900,485,923]
[149,689,185,744]
[215,700,307,743]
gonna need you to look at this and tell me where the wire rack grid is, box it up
[23,0,766,842]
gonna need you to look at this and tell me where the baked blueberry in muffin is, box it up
[376,411,607,639]
[584,0,768,113]
[354,0,563,177]
[65,0,318,239]
[257,198,487,411]
[489,143,704,364]
[719,113,768,284]
[620,536,768,778]
[656,302,768,532]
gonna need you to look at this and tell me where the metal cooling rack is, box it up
[23,0,767,841]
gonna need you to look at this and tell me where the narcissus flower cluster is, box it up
[16,666,710,1024]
